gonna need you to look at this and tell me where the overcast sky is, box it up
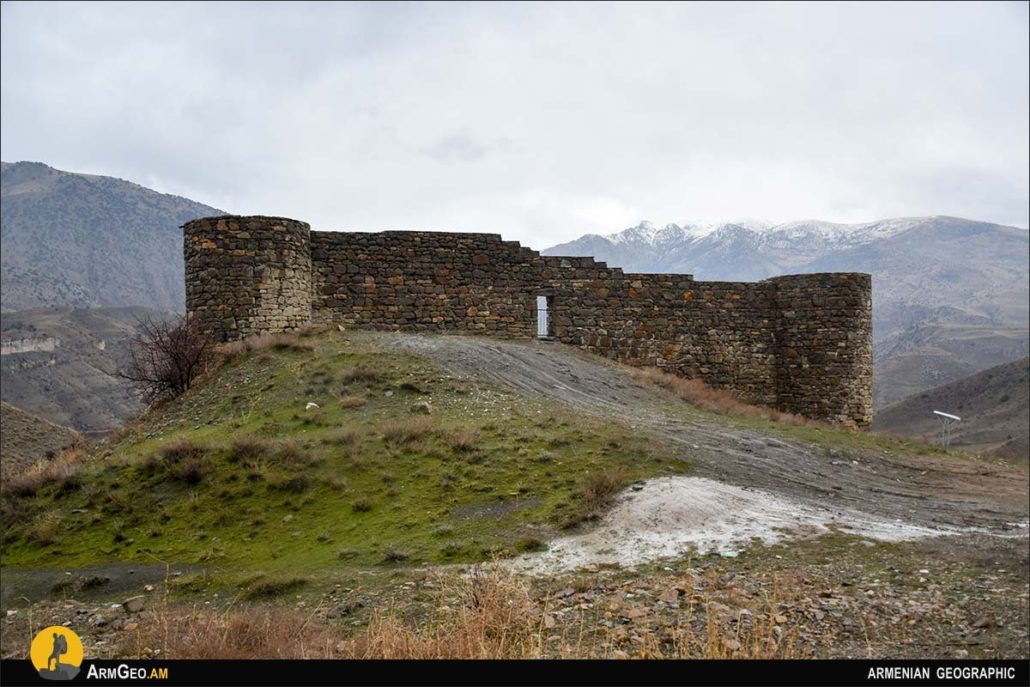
[2,2,1027,247]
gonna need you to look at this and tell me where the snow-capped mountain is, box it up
[559,217,935,276]
[544,216,1030,409]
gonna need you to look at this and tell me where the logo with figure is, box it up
[30,626,83,681]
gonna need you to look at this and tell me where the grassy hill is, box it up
[874,357,1029,461]
[1,330,686,578]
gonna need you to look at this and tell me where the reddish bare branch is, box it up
[118,313,214,403]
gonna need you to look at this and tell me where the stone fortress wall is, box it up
[184,216,873,426]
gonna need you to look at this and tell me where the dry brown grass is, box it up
[445,428,480,452]
[338,395,367,409]
[1,447,88,497]
[226,438,272,465]
[582,467,626,507]
[132,566,810,660]
[157,440,208,465]
[321,428,358,446]
[135,604,336,659]
[137,570,530,659]
[216,333,315,364]
[340,567,537,658]
[633,367,825,428]
[27,509,63,545]
[381,416,434,444]
[341,366,385,386]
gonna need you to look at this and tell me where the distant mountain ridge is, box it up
[547,216,1029,407]
[1,161,225,312]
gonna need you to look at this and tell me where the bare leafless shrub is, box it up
[0,493,33,529]
[119,313,215,403]
[381,548,409,564]
[138,441,210,484]
[582,467,626,509]
[562,466,627,529]
[351,497,373,513]
[321,429,358,446]
[516,536,547,552]
[268,441,320,470]
[323,476,347,491]
[244,577,308,599]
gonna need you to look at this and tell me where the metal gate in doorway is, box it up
[536,295,554,339]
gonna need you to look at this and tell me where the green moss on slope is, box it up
[1,331,687,576]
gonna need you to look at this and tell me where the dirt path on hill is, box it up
[391,334,1029,536]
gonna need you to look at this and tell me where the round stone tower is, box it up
[770,272,873,427]
[183,215,312,342]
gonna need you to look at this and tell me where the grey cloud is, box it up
[2,1,1026,247]
[421,135,497,164]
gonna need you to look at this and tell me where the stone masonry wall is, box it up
[310,231,542,337]
[183,216,873,425]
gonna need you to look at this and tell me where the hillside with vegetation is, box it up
[1,329,1026,660]
[0,402,80,479]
